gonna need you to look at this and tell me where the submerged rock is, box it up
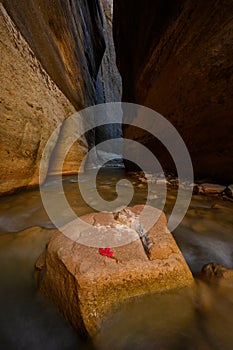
[36,205,193,337]
[200,262,233,282]
[194,274,233,350]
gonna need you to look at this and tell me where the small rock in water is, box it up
[139,177,147,183]
[138,183,145,188]
[200,262,233,281]
[156,178,168,185]
[194,265,233,347]
[226,184,233,198]
[168,178,179,188]
[196,183,226,195]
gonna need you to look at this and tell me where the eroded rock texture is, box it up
[0,0,121,194]
[114,0,233,183]
[36,205,194,337]
[2,0,106,109]
[0,4,83,195]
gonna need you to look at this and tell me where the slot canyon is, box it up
[0,1,232,349]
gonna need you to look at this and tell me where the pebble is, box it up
[156,179,168,185]
[138,184,145,188]
[139,177,147,183]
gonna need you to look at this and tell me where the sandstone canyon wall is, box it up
[114,0,233,183]
[1,0,106,109]
[0,3,78,195]
[0,0,121,195]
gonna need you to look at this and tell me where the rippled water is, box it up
[0,168,232,349]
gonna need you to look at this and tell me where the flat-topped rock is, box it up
[36,205,194,337]
[196,183,226,195]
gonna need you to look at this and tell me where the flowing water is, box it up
[0,168,232,349]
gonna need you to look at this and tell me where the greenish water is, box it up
[0,168,232,349]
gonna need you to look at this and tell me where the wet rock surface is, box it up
[36,205,193,337]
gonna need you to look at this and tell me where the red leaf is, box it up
[99,247,114,258]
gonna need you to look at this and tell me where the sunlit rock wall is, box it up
[0,0,122,195]
[2,0,106,109]
[0,4,82,195]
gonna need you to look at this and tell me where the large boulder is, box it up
[36,205,194,337]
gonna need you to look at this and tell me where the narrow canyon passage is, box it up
[0,1,232,350]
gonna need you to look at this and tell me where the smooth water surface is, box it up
[0,168,232,349]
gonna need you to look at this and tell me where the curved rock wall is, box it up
[114,0,233,183]
[0,0,121,195]
[0,4,81,195]
[2,0,106,109]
